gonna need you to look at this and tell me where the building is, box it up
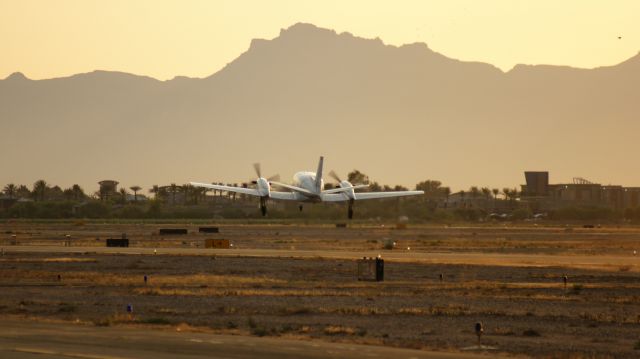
[521,172,640,210]
[98,180,119,201]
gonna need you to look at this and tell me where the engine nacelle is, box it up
[257,177,271,197]
[340,180,356,199]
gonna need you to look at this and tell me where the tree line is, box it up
[0,174,632,221]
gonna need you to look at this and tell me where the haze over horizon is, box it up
[2,2,639,194]
[1,1,638,80]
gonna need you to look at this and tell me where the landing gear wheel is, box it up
[299,204,303,212]
[348,201,354,220]
[260,197,267,216]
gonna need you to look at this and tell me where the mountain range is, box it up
[1,23,639,192]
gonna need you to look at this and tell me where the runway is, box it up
[0,319,493,359]
[3,245,638,271]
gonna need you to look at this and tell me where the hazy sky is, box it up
[1,0,638,80]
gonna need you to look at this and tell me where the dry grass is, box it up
[0,257,96,263]
[323,325,356,335]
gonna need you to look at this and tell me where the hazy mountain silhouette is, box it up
[1,23,639,190]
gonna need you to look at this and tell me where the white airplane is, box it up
[190,156,424,219]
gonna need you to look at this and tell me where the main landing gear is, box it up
[348,199,354,220]
[260,197,267,216]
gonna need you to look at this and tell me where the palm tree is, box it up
[502,187,511,201]
[119,188,128,204]
[16,185,31,199]
[71,184,85,201]
[149,185,160,200]
[481,187,491,200]
[33,180,48,201]
[3,183,17,198]
[492,188,500,200]
[129,185,142,202]
[491,188,500,209]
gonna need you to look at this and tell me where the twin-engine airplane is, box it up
[190,156,424,219]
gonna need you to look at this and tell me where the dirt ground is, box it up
[1,222,639,358]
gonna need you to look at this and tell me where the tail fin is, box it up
[315,156,324,194]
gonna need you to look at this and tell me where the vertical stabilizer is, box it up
[315,156,324,194]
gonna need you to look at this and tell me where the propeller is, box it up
[253,163,262,178]
[329,170,342,184]
[252,163,279,183]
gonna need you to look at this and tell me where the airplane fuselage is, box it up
[292,171,324,202]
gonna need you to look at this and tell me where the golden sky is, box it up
[1,0,638,80]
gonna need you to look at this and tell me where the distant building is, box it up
[523,172,549,197]
[98,180,119,201]
[521,172,640,210]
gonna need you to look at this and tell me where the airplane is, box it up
[190,156,424,219]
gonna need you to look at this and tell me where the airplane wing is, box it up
[189,182,261,197]
[321,190,424,202]
[354,191,424,200]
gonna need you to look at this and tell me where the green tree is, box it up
[71,184,85,200]
[33,180,48,201]
[347,170,369,185]
[415,180,443,198]
[16,185,31,199]
[3,183,17,198]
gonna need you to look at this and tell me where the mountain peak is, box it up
[279,22,335,37]
[4,72,29,81]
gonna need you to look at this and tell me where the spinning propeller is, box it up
[252,163,279,216]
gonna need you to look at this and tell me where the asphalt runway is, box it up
[3,245,638,271]
[0,319,493,359]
